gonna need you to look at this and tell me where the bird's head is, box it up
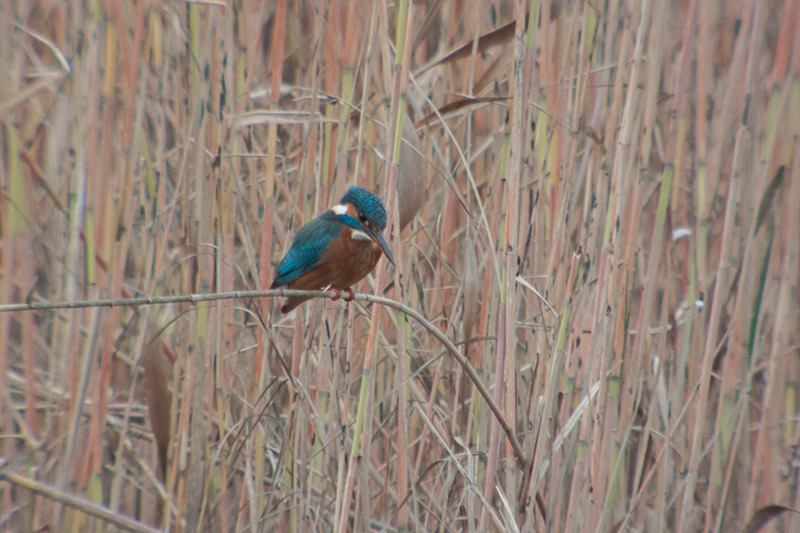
[333,187,395,265]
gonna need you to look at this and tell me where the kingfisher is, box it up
[270,186,395,313]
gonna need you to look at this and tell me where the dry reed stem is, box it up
[2,0,800,531]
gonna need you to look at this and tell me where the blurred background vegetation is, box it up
[1,0,799,531]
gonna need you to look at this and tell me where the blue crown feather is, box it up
[340,187,388,229]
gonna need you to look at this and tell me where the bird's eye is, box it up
[359,214,367,224]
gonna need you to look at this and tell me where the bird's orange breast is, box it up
[282,225,381,297]
[319,226,382,289]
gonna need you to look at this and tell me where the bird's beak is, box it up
[367,228,396,266]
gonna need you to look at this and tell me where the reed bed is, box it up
[1,0,799,531]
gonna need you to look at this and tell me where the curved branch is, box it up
[1,288,527,466]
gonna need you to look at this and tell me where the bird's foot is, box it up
[329,287,355,302]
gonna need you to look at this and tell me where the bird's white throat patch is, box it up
[332,204,374,243]
[350,228,375,243]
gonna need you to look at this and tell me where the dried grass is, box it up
[1,0,800,531]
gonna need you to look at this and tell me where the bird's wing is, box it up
[271,212,341,287]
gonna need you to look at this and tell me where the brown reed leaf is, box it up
[397,113,427,229]
[741,505,800,533]
[462,240,480,342]
[414,20,517,77]
[142,336,172,481]
[416,95,509,128]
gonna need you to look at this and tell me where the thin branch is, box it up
[1,288,527,466]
